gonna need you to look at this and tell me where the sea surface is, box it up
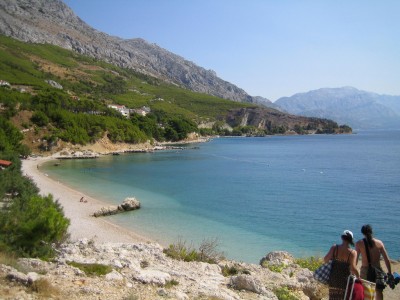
[43,130,400,263]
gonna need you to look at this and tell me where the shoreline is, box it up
[21,155,156,245]
[20,138,212,248]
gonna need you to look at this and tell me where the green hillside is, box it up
[0,35,253,120]
[1,35,274,151]
[0,34,351,153]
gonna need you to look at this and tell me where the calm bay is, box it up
[43,130,400,263]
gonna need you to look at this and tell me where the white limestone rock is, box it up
[260,251,295,266]
[133,269,172,286]
[230,274,267,294]
[27,272,40,284]
[105,270,123,281]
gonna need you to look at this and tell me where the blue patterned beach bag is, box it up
[313,260,333,284]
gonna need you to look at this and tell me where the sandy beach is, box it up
[21,156,153,245]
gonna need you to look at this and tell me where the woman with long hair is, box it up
[356,224,392,300]
[324,230,359,300]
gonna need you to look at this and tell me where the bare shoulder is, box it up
[374,238,385,248]
[355,239,364,249]
[355,239,363,246]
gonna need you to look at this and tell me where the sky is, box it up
[63,0,400,101]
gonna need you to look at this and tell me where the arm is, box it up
[324,245,335,263]
[355,241,361,266]
[380,245,392,274]
[350,250,360,278]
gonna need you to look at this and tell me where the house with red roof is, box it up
[0,159,12,170]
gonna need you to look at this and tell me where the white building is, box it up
[0,80,10,87]
[108,104,130,117]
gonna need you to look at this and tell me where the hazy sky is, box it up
[63,0,400,101]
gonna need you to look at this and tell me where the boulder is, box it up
[105,270,124,281]
[6,270,28,285]
[119,197,140,211]
[93,197,140,217]
[27,272,40,284]
[133,269,171,286]
[92,206,119,217]
[229,274,267,294]
[260,251,294,266]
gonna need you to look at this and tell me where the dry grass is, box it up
[0,253,60,299]
[29,278,61,298]
[0,252,19,269]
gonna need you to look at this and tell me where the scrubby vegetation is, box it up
[221,264,251,277]
[0,109,69,259]
[294,256,323,271]
[66,261,113,276]
[29,278,61,298]
[262,261,287,273]
[274,286,300,300]
[261,256,323,274]
[163,238,225,264]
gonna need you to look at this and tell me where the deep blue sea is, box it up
[43,130,400,263]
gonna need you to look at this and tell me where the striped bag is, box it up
[360,278,376,300]
[313,260,333,284]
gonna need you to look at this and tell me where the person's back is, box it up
[324,230,359,300]
[356,237,386,267]
[356,224,392,300]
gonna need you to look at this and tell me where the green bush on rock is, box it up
[274,286,301,300]
[294,256,323,271]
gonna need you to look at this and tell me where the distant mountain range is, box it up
[0,0,266,104]
[275,87,400,129]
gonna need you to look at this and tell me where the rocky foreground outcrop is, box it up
[0,239,327,300]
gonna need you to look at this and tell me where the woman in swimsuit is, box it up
[324,230,360,300]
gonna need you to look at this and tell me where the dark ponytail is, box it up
[361,224,375,248]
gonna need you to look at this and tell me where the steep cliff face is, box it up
[0,0,253,102]
[225,107,333,131]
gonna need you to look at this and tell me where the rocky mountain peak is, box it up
[275,87,400,129]
[0,0,255,103]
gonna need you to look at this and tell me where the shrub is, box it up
[197,238,225,263]
[164,238,224,264]
[0,194,70,258]
[274,286,300,300]
[30,278,61,297]
[221,264,251,277]
[294,256,323,271]
[0,251,19,269]
[31,111,49,127]
[165,279,179,288]
[140,260,150,269]
[67,261,112,276]
[261,261,286,273]
[221,265,239,277]
[163,239,198,262]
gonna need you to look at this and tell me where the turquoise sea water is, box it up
[43,130,400,263]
